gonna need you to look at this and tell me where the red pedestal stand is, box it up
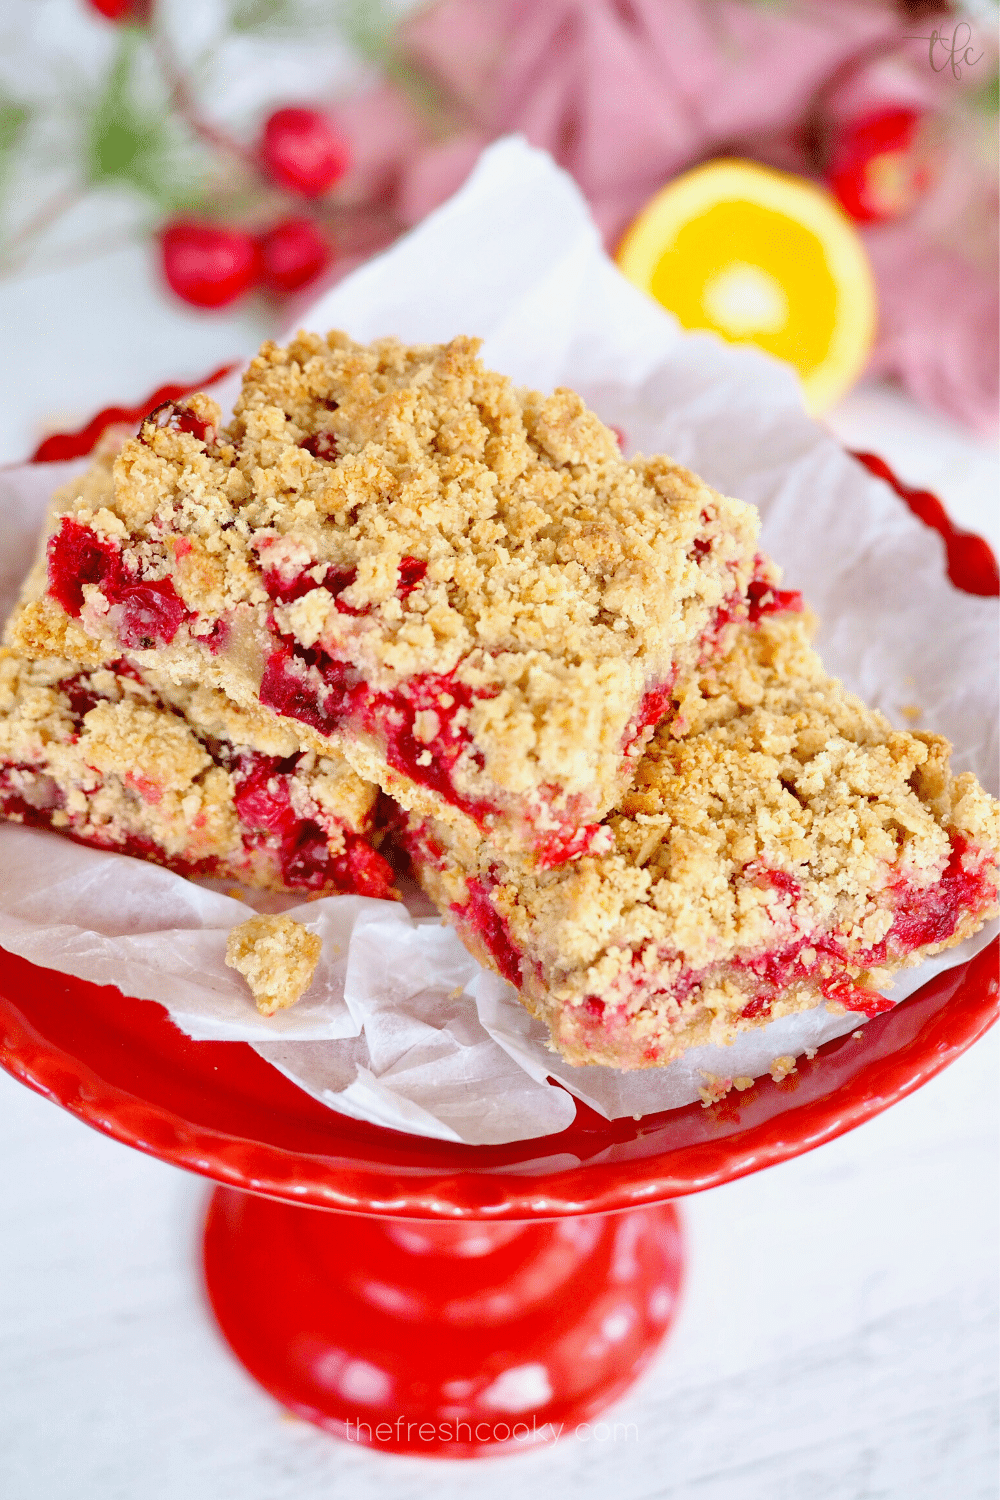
[203,1191,683,1455]
[0,942,995,1455]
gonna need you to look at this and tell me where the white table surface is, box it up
[1,240,997,1500]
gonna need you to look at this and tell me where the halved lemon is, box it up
[616,159,877,414]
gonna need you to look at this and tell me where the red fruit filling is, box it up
[261,559,363,611]
[451,877,523,986]
[623,560,802,754]
[451,837,996,1044]
[59,671,110,722]
[746,576,804,622]
[396,556,428,596]
[299,431,338,461]
[230,750,393,897]
[260,554,427,609]
[0,766,65,824]
[623,675,678,756]
[253,549,800,862]
[259,645,503,826]
[48,518,190,647]
[532,819,608,870]
[140,400,214,446]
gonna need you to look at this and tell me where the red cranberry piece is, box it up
[140,400,215,446]
[299,431,338,461]
[281,822,336,891]
[47,518,126,617]
[87,0,150,18]
[161,220,260,309]
[820,975,894,1017]
[455,878,522,986]
[746,579,804,622]
[115,580,189,649]
[827,107,928,225]
[740,995,773,1021]
[396,556,428,597]
[60,674,107,724]
[48,520,191,647]
[233,759,303,844]
[331,837,397,900]
[260,560,357,606]
[260,651,346,738]
[260,108,351,198]
[259,216,330,294]
[623,677,676,752]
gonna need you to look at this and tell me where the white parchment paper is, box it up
[0,138,995,1143]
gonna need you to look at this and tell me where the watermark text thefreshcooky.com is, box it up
[344,1416,639,1445]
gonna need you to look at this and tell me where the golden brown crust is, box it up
[225,913,322,1015]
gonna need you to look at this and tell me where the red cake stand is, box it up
[4,404,998,1457]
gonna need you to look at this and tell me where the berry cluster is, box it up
[162,106,351,309]
[88,3,351,308]
[162,107,349,309]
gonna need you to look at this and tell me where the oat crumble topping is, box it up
[16,332,765,860]
[225,912,322,1015]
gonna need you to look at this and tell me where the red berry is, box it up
[161,220,260,309]
[827,107,930,225]
[258,216,330,294]
[260,108,351,198]
[87,0,150,19]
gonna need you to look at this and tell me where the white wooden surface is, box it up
[0,229,997,1500]
[1,1034,996,1500]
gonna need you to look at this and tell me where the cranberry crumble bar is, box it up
[225,913,322,1016]
[0,647,396,899]
[13,332,779,865]
[398,614,1000,1068]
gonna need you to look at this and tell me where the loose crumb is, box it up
[852,1029,865,1040]
[900,704,922,723]
[804,1047,817,1060]
[698,1071,733,1106]
[733,1076,754,1091]
[769,1054,797,1083]
[225,912,322,1016]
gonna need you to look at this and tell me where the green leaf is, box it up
[85,31,202,207]
[0,98,29,160]
[229,0,297,33]
[335,0,396,63]
[972,68,999,116]
[228,0,343,38]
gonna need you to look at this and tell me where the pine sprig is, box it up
[85,29,202,208]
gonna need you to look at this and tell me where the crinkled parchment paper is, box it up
[1,138,995,1145]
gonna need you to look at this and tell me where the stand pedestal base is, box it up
[203,1188,683,1456]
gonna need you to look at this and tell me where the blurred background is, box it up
[1,5,997,1499]
[0,0,997,527]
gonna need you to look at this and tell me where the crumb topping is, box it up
[33,332,762,837]
[225,912,322,1016]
